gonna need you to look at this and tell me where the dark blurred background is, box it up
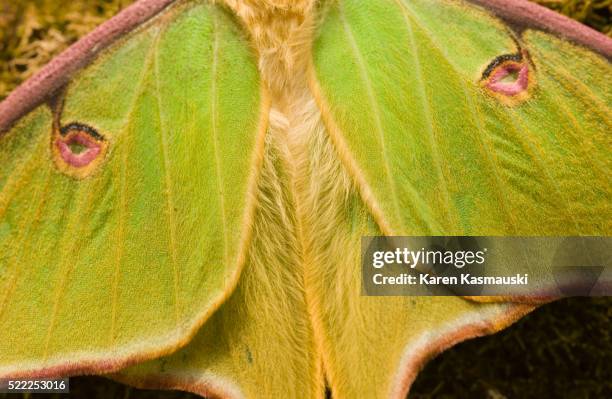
[0,0,611,398]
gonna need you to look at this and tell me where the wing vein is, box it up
[109,32,163,343]
[153,29,181,325]
[395,0,458,232]
[540,87,609,179]
[537,55,611,125]
[501,107,587,233]
[42,179,96,359]
[211,13,230,266]
[398,3,520,233]
[0,126,48,217]
[0,167,50,322]
[337,3,405,228]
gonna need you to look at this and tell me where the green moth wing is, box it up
[0,0,610,398]
[102,1,610,398]
[113,132,322,398]
[301,0,609,397]
[312,0,610,238]
[0,0,267,378]
[113,109,532,398]
[310,0,611,300]
[293,123,533,398]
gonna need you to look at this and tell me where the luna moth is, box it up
[0,0,610,397]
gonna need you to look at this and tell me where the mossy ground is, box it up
[0,1,611,398]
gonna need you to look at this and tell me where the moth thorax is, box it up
[223,0,315,97]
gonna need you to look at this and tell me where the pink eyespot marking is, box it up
[52,123,108,178]
[481,52,533,103]
[486,62,529,96]
[56,131,102,167]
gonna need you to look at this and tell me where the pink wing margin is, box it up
[0,0,177,134]
[469,0,612,58]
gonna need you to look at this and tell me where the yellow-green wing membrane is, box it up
[311,0,611,301]
[305,0,610,397]
[113,101,531,399]
[271,109,532,399]
[1,0,609,397]
[312,0,610,237]
[114,132,322,398]
[0,1,266,377]
[110,1,609,398]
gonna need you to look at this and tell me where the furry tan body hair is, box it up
[222,0,372,391]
